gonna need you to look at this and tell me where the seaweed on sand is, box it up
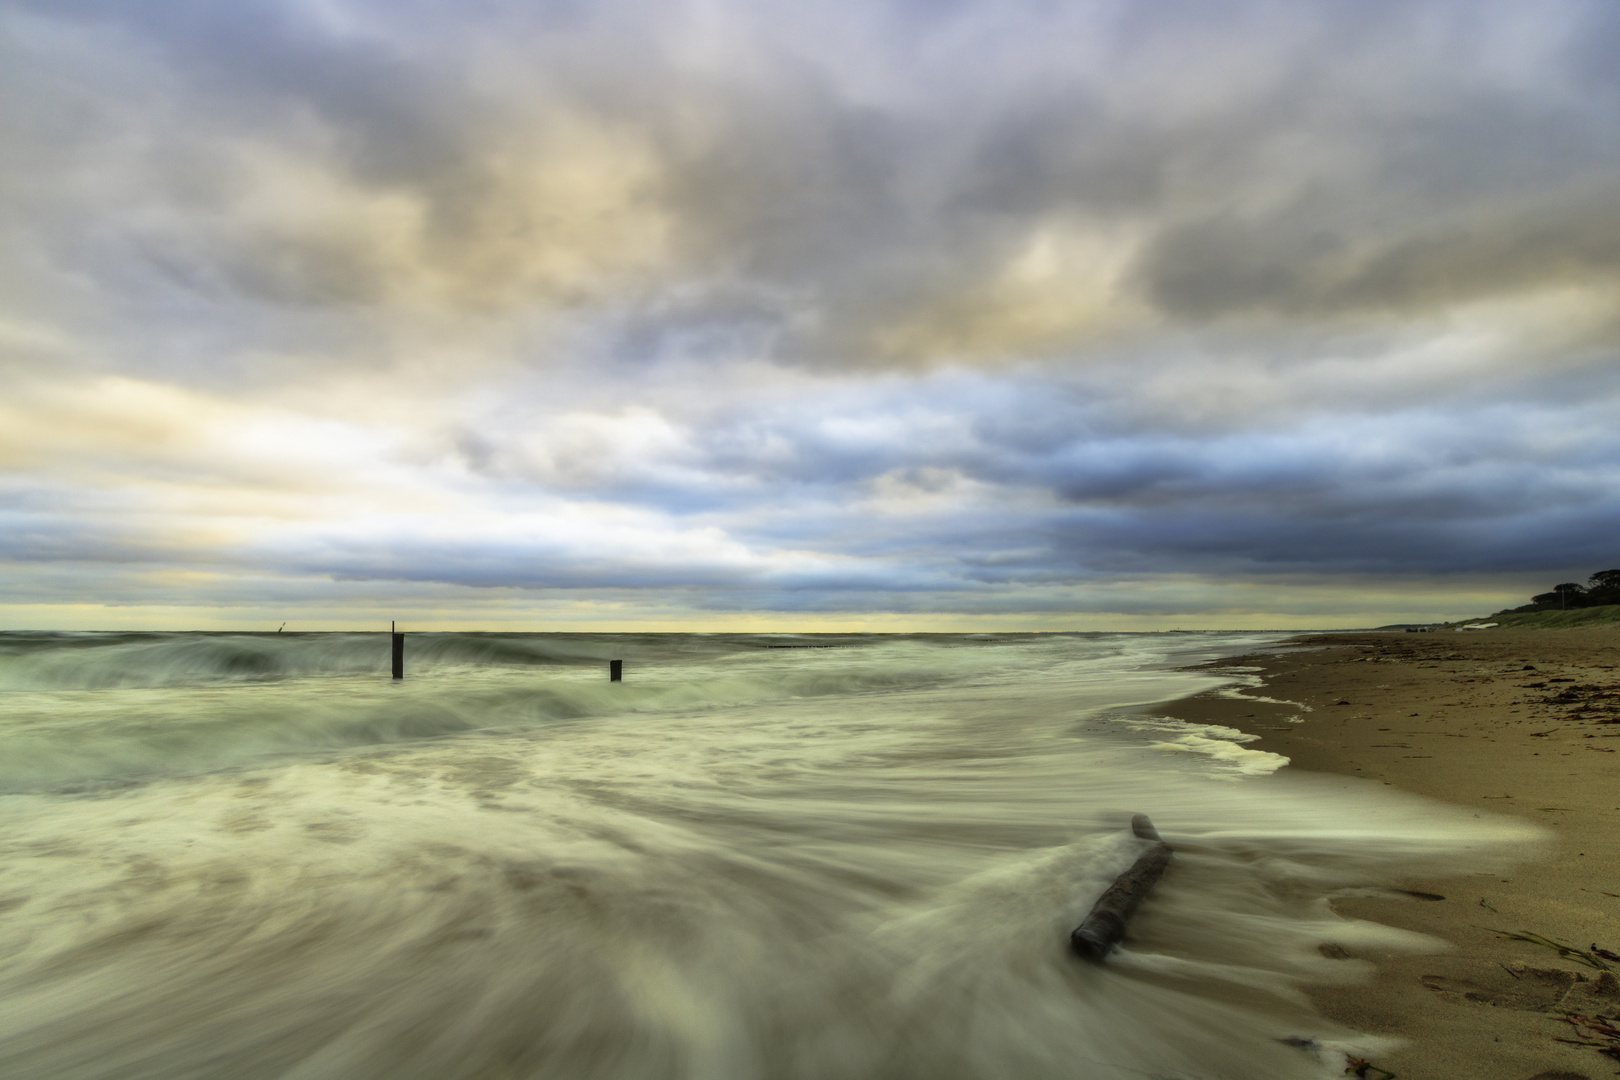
[1554,1013,1620,1069]
[1483,928,1615,972]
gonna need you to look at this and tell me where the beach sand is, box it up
[1161,625,1620,1080]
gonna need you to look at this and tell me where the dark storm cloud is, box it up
[8,0,1618,348]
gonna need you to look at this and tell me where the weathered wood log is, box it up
[1070,814,1173,962]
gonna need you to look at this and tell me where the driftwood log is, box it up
[1070,814,1173,961]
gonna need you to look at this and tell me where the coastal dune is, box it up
[1162,625,1620,1080]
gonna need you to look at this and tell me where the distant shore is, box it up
[1160,625,1620,1079]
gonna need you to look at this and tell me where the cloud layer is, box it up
[2,0,1618,627]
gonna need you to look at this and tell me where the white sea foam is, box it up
[0,632,1540,1079]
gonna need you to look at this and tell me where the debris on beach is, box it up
[1518,679,1620,724]
[1483,929,1615,972]
[1344,1056,1397,1079]
[1070,814,1173,961]
[1274,1037,1396,1079]
[1553,1012,1620,1067]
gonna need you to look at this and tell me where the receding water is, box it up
[0,632,1537,1079]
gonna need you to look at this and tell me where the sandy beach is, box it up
[1163,625,1620,1080]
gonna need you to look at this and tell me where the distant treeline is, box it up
[1507,569,1620,612]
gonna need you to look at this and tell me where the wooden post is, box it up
[1070,814,1172,962]
[392,621,404,680]
[609,659,622,682]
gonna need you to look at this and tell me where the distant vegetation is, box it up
[1471,569,1620,627]
[1480,606,1620,629]
[1476,569,1620,625]
[1502,569,1620,613]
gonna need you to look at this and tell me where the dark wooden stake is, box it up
[609,659,622,682]
[1070,814,1172,962]
[391,621,404,680]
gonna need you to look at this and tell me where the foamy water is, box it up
[0,632,1538,1079]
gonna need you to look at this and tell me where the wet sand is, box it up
[1162,625,1620,1080]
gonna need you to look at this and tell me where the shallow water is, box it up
[0,632,1538,1079]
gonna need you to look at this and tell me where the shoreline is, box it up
[1161,625,1620,1079]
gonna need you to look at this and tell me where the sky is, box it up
[2,0,1618,631]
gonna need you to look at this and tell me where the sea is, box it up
[0,631,1537,1080]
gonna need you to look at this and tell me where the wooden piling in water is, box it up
[1070,814,1172,962]
[609,659,622,682]
[391,621,404,680]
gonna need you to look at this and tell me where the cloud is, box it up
[10,0,1615,352]
[2,0,1618,626]
[1135,185,1620,320]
